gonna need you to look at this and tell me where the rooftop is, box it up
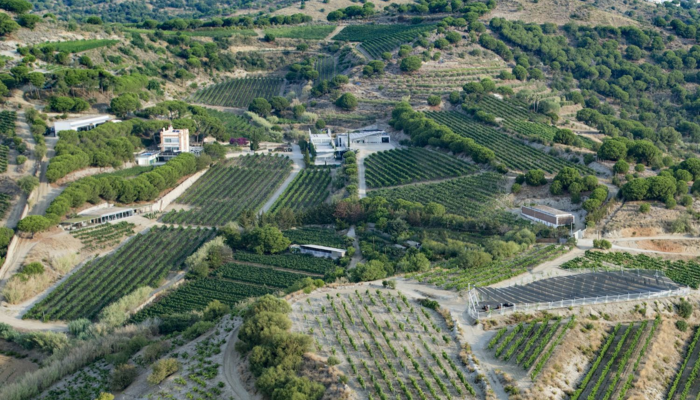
[296,244,346,253]
[55,115,111,125]
[79,206,135,218]
[523,205,573,217]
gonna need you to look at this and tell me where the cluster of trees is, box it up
[390,102,496,164]
[47,96,90,113]
[363,60,385,77]
[224,224,291,255]
[596,137,662,166]
[385,0,494,19]
[311,74,348,97]
[621,167,695,207]
[547,167,608,210]
[487,18,700,153]
[18,154,199,234]
[327,2,375,21]
[145,13,312,31]
[46,121,141,182]
[237,296,325,399]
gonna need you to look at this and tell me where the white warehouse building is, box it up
[51,115,114,136]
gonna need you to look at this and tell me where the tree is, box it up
[553,129,576,145]
[427,95,441,106]
[0,0,32,13]
[110,364,137,391]
[264,33,275,42]
[248,98,271,116]
[110,94,141,118]
[613,160,629,175]
[335,93,358,111]
[269,96,289,114]
[292,104,305,119]
[400,55,422,73]
[16,13,40,29]
[351,260,387,282]
[0,13,18,36]
[17,175,38,195]
[396,252,430,273]
[524,169,546,186]
[245,225,290,254]
[17,215,51,237]
[598,139,627,161]
[296,43,309,52]
[621,179,650,200]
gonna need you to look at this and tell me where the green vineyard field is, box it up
[191,77,284,108]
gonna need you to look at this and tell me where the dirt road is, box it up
[223,322,262,400]
[260,144,304,213]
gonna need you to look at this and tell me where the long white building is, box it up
[51,115,113,136]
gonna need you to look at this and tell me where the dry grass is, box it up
[490,0,638,27]
[1,273,54,304]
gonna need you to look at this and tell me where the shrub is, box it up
[327,356,340,366]
[147,358,180,385]
[676,320,688,332]
[680,194,693,207]
[110,364,138,391]
[427,95,441,106]
[635,163,645,172]
[678,299,693,319]
[142,341,170,364]
[182,321,215,340]
[639,203,650,213]
[335,93,358,111]
[593,239,612,250]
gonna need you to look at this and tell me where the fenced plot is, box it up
[25,226,215,321]
[562,250,700,289]
[294,289,479,399]
[270,168,331,213]
[476,271,680,310]
[368,172,507,219]
[191,77,284,108]
[162,154,292,226]
[425,111,595,174]
[365,147,477,188]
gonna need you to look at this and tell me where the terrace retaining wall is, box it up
[147,168,209,213]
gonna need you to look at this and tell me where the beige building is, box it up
[521,205,575,228]
[160,125,190,153]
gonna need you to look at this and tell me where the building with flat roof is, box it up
[335,130,390,147]
[290,244,347,260]
[160,125,190,153]
[51,115,113,136]
[60,207,135,230]
[521,205,575,228]
[135,152,160,166]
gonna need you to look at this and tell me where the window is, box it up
[164,137,178,143]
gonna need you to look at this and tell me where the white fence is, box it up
[467,287,691,319]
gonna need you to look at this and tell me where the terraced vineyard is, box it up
[315,56,336,82]
[70,221,135,251]
[0,193,11,219]
[667,323,700,400]
[233,251,336,275]
[264,25,335,39]
[191,77,284,108]
[487,316,576,379]
[425,111,595,174]
[39,39,119,52]
[365,147,477,188]
[334,24,437,59]
[295,289,479,400]
[572,318,661,400]
[562,251,700,289]
[206,108,265,138]
[283,227,349,248]
[25,226,215,321]
[162,155,292,226]
[368,172,506,219]
[270,168,331,213]
[0,110,16,135]
[213,262,311,288]
[408,245,569,291]
[0,145,8,173]
[132,277,273,322]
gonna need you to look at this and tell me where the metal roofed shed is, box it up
[290,244,347,260]
[521,205,575,228]
[60,207,135,230]
[51,115,113,136]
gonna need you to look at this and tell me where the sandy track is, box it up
[260,144,304,213]
[223,323,262,400]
